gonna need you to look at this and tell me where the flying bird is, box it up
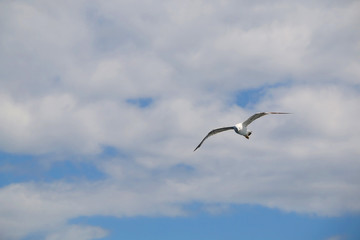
[194,112,290,151]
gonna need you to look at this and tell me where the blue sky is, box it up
[1,0,360,240]
[69,205,360,240]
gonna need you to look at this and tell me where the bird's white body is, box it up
[194,112,290,151]
[234,122,251,139]
[234,122,246,135]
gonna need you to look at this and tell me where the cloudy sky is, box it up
[1,0,360,239]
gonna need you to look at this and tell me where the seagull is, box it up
[194,112,290,151]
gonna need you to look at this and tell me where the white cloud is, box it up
[0,0,360,239]
[45,225,108,240]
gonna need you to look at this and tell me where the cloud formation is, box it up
[0,0,359,239]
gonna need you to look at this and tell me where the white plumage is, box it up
[194,112,290,151]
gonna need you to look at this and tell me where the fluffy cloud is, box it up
[0,0,359,239]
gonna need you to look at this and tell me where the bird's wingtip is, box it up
[269,112,292,114]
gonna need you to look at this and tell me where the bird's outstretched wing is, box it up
[194,126,234,151]
[242,112,291,127]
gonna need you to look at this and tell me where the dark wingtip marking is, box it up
[193,144,200,152]
[269,112,292,114]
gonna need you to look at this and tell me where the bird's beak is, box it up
[245,136,249,139]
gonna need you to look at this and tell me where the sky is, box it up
[0,0,360,239]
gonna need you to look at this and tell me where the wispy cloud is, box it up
[326,235,346,240]
[45,225,108,240]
